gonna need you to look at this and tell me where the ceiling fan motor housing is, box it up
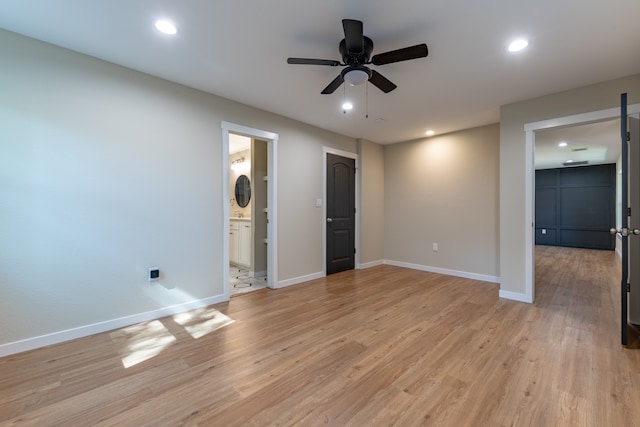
[339,36,374,64]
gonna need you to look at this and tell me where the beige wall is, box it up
[384,124,500,279]
[0,29,357,349]
[357,139,385,266]
[500,73,640,296]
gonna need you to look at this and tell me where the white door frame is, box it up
[322,147,360,275]
[222,122,278,298]
[524,103,640,302]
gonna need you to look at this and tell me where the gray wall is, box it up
[357,139,385,266]
[500,73,640,297]
[0,29,359,348]
[384,124,500,279]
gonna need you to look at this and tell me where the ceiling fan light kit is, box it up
[343,66,371,86]
[287,19,428,95]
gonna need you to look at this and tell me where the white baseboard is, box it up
[383,260,500,284]
[0,294,227,358]
[276,271,324,289]
[357,259,384,269]
[383,259,534,303]
[499,289,533,303]
[0,262,515,358]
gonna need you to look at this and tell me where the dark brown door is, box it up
[326,153,355,274]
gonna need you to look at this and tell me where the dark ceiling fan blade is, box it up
[369,70,397,93]
[321,74,344,94]
[371,43,428,66]
[287,58,341,66]
[342,19,364,54]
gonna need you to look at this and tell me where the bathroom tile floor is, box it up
[229,266,268,296]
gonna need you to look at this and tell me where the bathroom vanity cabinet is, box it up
[230,219,251,267]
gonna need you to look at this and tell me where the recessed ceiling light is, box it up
[558,141,568,147]
[507,39,529,52]
[342,102,353,111]
[155,19,177,35]
[425,130,435,136]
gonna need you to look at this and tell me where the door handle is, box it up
[610,227,640,236]
[326,217,333,223]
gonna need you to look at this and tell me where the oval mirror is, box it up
[235,175,251,207]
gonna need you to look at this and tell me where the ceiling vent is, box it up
[563,160,589,166]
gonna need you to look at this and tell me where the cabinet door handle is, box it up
[326,217,333,223]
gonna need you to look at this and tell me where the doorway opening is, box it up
[228,134,269,296]
[222,122,278,299]
[525,104,640,303]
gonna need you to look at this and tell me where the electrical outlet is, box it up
[148,268,160,282]
[432,243,438,252]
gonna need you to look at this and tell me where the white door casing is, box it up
[222,122,278,299]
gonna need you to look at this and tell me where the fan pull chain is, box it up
[366,82,369,119]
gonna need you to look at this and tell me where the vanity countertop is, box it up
[230,217,251,221]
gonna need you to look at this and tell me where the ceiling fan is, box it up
[287,19,428,94]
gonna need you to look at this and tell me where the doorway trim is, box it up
[222,122,278,298]
[322,147,360,275]
[523,103,640,303]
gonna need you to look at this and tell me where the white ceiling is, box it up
[229,134,251,155]
[535,119,621,170]
[1,0,640,145]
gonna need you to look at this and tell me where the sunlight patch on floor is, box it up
[111,320,177,368]
[173,307,235,339]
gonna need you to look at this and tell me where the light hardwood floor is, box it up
[1,246,639,426]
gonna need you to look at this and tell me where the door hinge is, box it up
[354,248,356,254]
[629,207,632,217]
[627,131,631,142]
[627,282,631,293]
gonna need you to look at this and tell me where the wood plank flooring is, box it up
[1,246,639,426]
